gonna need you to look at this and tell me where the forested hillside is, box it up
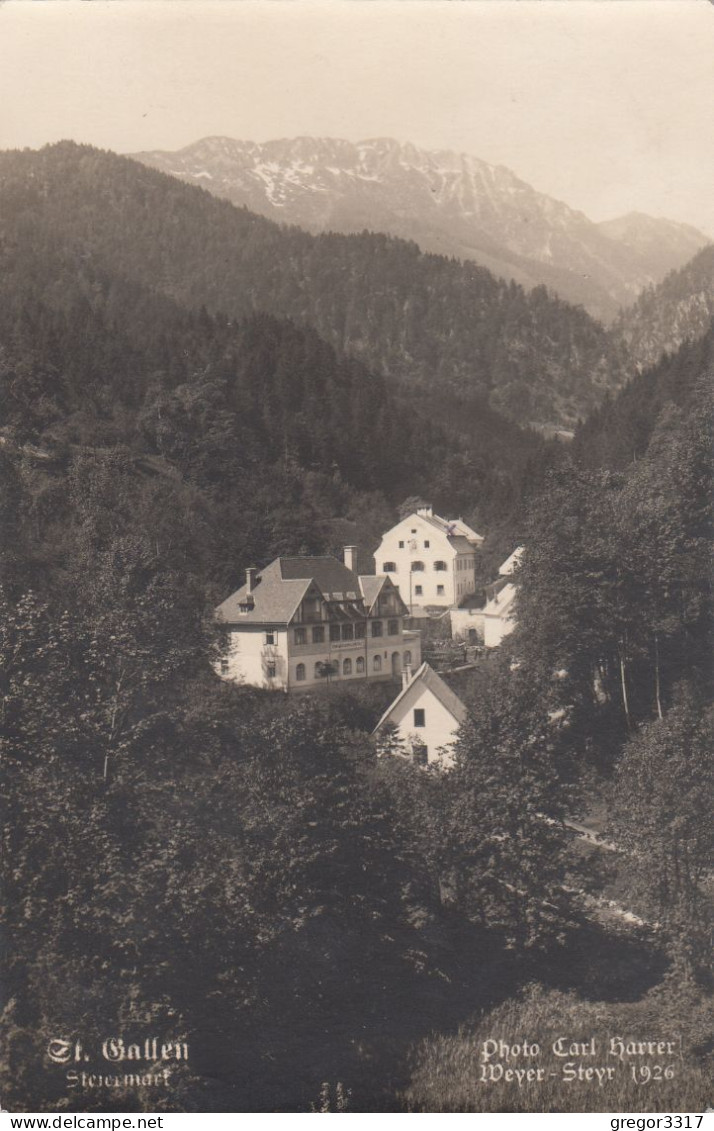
[0,200,555,604]
[1,139,712,1114]
[612,245,714,371]
[133,136,710,324]
[0,141,627,426]
[574,322,714,469]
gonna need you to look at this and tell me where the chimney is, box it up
[401,663,413,689]
[246,567,257,594]
[343,546,357,573]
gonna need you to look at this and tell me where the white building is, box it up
[373,661,467,768]
[373,504,483,615]
[215,547,421,692]
[482,546,523,648]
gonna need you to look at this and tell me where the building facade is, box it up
[373,662,467,768]
[482,546,523,648]
[373,505,483,614]
[215,548,421,691]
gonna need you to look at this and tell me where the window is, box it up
[436,585,445,596]
[387,619,399,635]
[356,656,365,673]
[220,658,229,674]
[398,540,404,549]
[373,655,382,672]
[295,663,306,682]
[266,662,276,679]
[412,744,428,767]
[354,622,366,639]
[411,561,425,572]
[415,585,423,596]
[371,620,383,637]
[404,650,412,666]
[329,623,341,642]
[314,662,323,679]
[312,625,325,644]
[265,630,275,645]
[410,529,417,534]
[413,708,425,727]
[383,561,397,573]
[294,627,307,645]
[424,540,430,548]
[341,623,354,641]
[343,658,352,676]
[434,561,447,571]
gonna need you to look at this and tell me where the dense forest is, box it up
[613,245,714,372]
[0,142,629,426]
[1,141,712,1113]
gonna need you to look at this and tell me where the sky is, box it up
[0,0,712,235]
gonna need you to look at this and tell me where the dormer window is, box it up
[238,596,254,613]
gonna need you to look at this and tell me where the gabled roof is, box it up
[373,661,468,734]
[419,513,484,544]
[215,558,312,625]
[216,555,410,626]
[499,546,524,576]
[483,582,517,619]
[359,573,409,616]
[358,574,387,613]
[279,556,361,600]
[381,510,483,547]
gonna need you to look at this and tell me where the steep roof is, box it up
[279,556,361,599]
[358,574,387,613]
[215,558,311,625]
[216,555,406,625]
[483,582,517,619]
[373,661,468,733]
[419,512,484,544]
[499,546,524,576]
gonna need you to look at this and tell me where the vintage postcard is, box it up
[1,0,712,1115]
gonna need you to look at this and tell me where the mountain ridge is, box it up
[130,135,711,323]
[0,141,628,427]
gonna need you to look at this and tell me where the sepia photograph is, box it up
[0,0,712,1115]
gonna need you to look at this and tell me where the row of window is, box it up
[291,619,399,645]
[413,585,446,597]
[383,560,448,573]
[398,537,430,549]
[295,650,412,681]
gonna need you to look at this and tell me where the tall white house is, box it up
[373,505,483,614]
[374,662,468,768]
[215,547,421,692]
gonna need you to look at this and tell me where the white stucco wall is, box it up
[383,681,460,767]
[218,626,421,691]
[481,582,517,648]
[374,514,478,611]
[450,608,485,642]
[217,626,290,689]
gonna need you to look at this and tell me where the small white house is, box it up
[373,504,483,615]
[373,661,468,768]
[482,546,523,648]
